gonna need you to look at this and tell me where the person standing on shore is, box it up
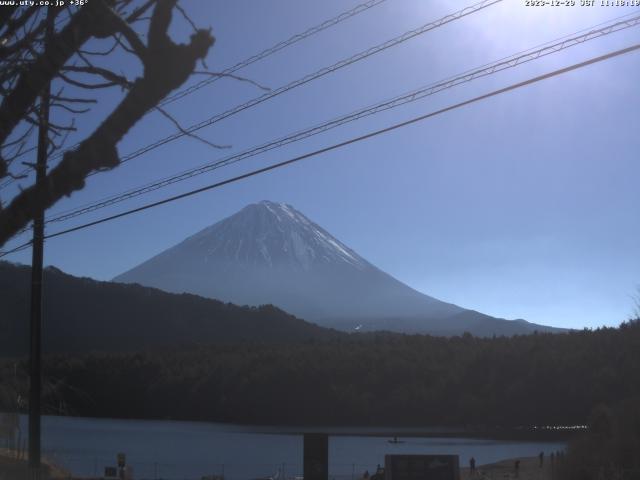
[469,457,476,476]
[539,451,544,468]
[514,459,520,478]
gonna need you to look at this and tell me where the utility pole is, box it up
[303,434,328,480]
[28,7,54,480]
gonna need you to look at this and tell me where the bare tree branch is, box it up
[0,0,215,245]
[192,70,271,92]
[57,70,122,90]
[0,0,119,163]
[0,14,50,61]
[79,39,119,57]
[112,33,137,55]
[0,7,35,46]
[51,103,92,115]
[60,66,133,89]
[125,0,158,23]
[112,16,147,59]
[50,95,98,104]
[155,105,230,150]
[0,6,19,33]
[1,124,35,150]
[175,3,197,33]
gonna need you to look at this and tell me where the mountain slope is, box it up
[0,261,339,357]
[115,201,561,336]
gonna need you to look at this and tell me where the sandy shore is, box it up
[460,456,559,480]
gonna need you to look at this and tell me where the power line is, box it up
[0,240,32,257]
[103,0,503,169]
[160,0,389,106]
[43,12,640,225]
[2,41,637,258]
[24,0,500,184]
[0,0,388,190]
[2,0,505,210]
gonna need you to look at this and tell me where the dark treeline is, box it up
[560,397,640,480]
[1,320,639,428]
[0,261,339,356]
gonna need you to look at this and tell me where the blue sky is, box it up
[3,0,640,329]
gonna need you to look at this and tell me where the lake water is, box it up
[19,415,565,480]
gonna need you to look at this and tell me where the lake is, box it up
[19,415,565,480]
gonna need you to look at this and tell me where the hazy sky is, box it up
[3,0,639,329]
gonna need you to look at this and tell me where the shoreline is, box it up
[8,411,579,442]
[2,447,563,480]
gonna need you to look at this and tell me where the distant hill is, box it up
[0,261,339,357]
[115,200,564,337]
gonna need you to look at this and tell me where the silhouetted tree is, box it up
[0,0,216,247]
[2,319,639,428]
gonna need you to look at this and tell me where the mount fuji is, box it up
[114,201,560,336]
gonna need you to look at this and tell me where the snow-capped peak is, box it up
[186,201,368,271]
[114,201,474,331]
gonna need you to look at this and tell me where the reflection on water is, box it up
[21,415,565,479]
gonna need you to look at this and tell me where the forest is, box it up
[1,318,639,429]
[0,261,339,356]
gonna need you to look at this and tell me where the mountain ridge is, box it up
[0,260,339,357]
[115,200,562,336]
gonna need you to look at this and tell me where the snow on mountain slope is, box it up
[114,201,560,336]
[185,200,368,271]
